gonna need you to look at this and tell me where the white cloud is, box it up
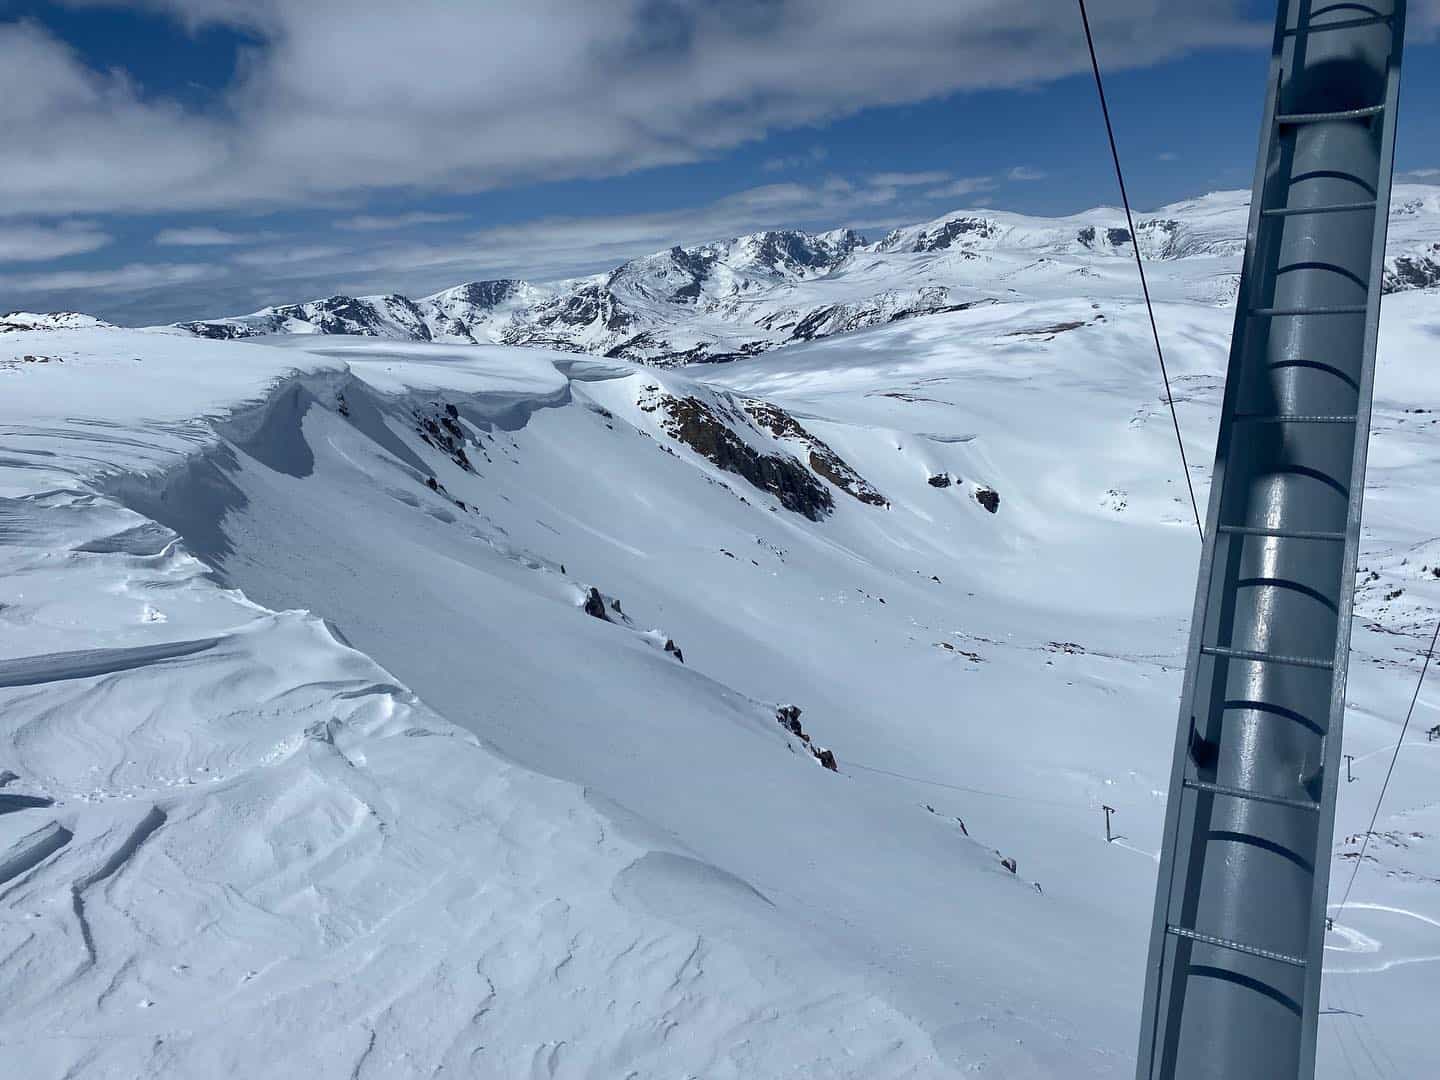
[334,212,470,232]
[9,1,1266,216]
[155,226,256,246]
[0,220,112,261]
[0,261,216,294]
[1157,151,1180,162]
[230,243,350,267]
[1403,168,1440,179]
[0,20,235,217]
[869,171,952,187]
[421,178,911,282]
[921,176,996,200]
[1006,166,1046,181]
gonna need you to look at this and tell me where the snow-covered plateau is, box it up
[3,191,1439,1078]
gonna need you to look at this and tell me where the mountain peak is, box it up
[1,311,114,332]
[169,188,1440,363]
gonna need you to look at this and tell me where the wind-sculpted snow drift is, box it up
[3,190,1440,1078]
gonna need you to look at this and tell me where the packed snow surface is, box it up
[3,193,1440,1078]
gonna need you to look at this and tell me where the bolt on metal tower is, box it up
[1135,3,1406,1079]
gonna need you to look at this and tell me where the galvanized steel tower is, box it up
[1135,3,1406,1078]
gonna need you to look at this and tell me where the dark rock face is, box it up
[789,304,843,342]
[1106,228,1133,248]
[1384,249,1440,293]
[774,705,838,770]
[1135,218,1180,256]
[776,705,805,737]
[927,474,953,489]
[186,294,435,341]
[413,402,474,472]
[602,330,723,364]
[445,280,524,308]
[886,299,987,324]
[684,341,772,366]
[651,394,835,520]
[1076,226,1097,248]
[1000,856,1017,874]
[774,291,987,346]
[742,400,887,507]
[662,246,721,304]
[1004,321,1085,339]
[762,229,858,270]
[293,295,431,339]
[664,639,685,663]
[583,587,610,621]
[909,217,998,253]
[177,320,266,340]
[975,486,1000,514]
[536,284,634,334]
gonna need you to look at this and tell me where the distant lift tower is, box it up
[1136,4,1405,1080]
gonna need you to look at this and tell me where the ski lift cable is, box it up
[1334,614,1440,921]
[843,759,1091,809]
[1076,0,1204,540]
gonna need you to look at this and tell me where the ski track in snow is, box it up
[3,193,1440,1077]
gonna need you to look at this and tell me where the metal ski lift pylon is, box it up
[1134,3,1407,1078]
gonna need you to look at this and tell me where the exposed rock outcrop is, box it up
[645,391,835,521]
[742,400,887,507]
[774,705,838,771]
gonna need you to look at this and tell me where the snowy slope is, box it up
[3,194,1440,1077]
[176,187,1440,364]
[0,331,956,1078]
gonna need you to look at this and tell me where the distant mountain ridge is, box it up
[172,187,1440,365]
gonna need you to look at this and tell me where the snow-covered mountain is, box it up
[176,187,1440,364]
[4,189,1440,1078]
[0,311,114,333]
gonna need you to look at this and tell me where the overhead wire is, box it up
[1077,0,1204,540]
[843,759,1091,810]
[1333,614,1440,920]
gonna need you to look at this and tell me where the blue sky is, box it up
[2,0,1437,325]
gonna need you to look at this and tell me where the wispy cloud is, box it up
[762,146,829,173]
[0,261,216,294]
[155,226,257,246]
[231,244,351,267]
[921,176,995,201]
[1006,165,1047,182]
[868,170,951,187]
[2,173,944,323]
[1157,151,1180,162]
[0,221,112,262]
[334,211,470,232]
[1402,167,1440,180]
